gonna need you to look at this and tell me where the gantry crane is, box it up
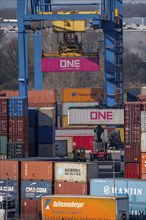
[17,0,123,107]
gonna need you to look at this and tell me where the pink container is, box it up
[42,57,100,72]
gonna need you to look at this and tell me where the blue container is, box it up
[29,127,36,144]
[90,178,146,204]
[28,108,38,127]
[38,126,54,144]
[0,179,19,216]
[129,203,146,217]
[8,96,28,117]
[21,180,52,199]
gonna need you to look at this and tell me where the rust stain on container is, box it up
[21,161,53,181]
[0,160,19,180]
[54,181,87,195]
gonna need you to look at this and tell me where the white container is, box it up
[38,107,56,126]
[62,102,98,116]
[141,87,146,95]
[141,111,146,132]
[54,162,98,183]
[68,108,124,125]
[56,128,95,136]
[55,162,87,183]
[141,132,146,152]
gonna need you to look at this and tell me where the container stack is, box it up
[141,102,146,179]
[28,108,38,157]
[124,102,142,178]
[7,97,28,158]
[38,107,56,157]
[0,160,20,218]
[0,97,9,159]
[62,88,103,127]
[54,162,98,195]
[21,160,53,219]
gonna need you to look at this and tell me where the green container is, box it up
[0,136,7,154]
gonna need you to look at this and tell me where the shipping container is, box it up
[28,108,38,127]
[38,107,56,126]
[41,195,129,219]
[125,163,140,179]
[21,199,41,220]
[0,136,7,154]
[125,143,141,162]
[141,153,146,174]
[21,180,52,199]
[0,97,8,117]
[7,142,26,158]
[42,57,100,73]
[0,160,19,180]
[141,173,146,179]
[38,126,55,144]
[55,140,67,157]
[68,108,124,125]
[62,88,104,103]
[0,179,19,218]
[62,115,68,127]
[28,90,56,105]
[21,161,53,181]
[56,128,95,136]
[0,154,7,159]
[73,136,94,152]
[62,102,99,116]
[0,117,8,136]
[141,111,146,132]
[8,96,28,117]
[54,182,87,195]
[141,132,146,152]
[129,203,146,217]
[54,162,98,183]
[28,127,36,144]
[38,144,55,158]
[141,87,146,95]
[29,143,37,157]
[55,136,73,153]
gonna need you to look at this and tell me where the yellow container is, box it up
[115,127,124,142]
[62,88,104,102]
[42,195,129,219]
[52,20,86,32]
[62,116,68,127]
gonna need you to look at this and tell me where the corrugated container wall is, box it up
[0,160,19,180]
[54,182,87,195]
[141,153,146,176]
[38,107,56,126]
[68,108,124,125]
[21,199,41,220]
[125,163,140,179]
[62,102,99,116]
[62,88,104,102]
[21,161,53,181]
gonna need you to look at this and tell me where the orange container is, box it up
[141,173,146,179]
[28,90,56,105]
[141,152,146,174]
[21,161,53,181]
[42,195,129,219]
[0,160,19,180]
[62,88,104,102]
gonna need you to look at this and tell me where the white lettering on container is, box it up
[53,201,84,209]
[60,60,80,68]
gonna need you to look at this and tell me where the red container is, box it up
[21,161,53,181]
[0,117,8,136]
[0,160,19,180]
[21,199,41,220]
[125,162,140,179]
[28,90,56,105]
[0,97,8,117]
[125,143,141,163]
[54,181,87,195]
[73,136,94,151]
[141,173,146,179]
[142,102,146,111]
[8,116,28,143]
[42,57,100,72]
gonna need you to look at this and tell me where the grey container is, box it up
[0,136,7,154]
[141,111,146,132]
[38,143,56,157]
[55,140,67,156]
[90,178,146,204]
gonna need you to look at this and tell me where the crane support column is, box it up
[34,31,43,90]
[17,0,28,97]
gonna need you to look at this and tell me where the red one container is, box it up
[54,181,88,195]
[125,162,140,179]
[73,136,94,151]
[21,199,41,220]
[0,160,19,180]
[21,161,53,181]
